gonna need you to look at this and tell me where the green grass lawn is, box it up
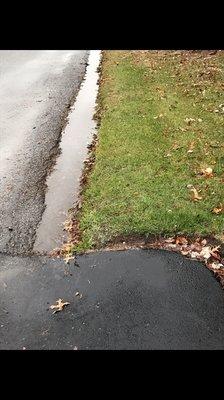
[74,50,224,252]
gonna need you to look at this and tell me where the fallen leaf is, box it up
[199,246,211,260]
[175,236,188,245]
[209,262,223,270]
[190,251,200,259]
[212,204,223,214]
[172,143,180,150]
[153,113,164,119]
[64,254,74,264]
[210,246,221,260]
[181,250,189,256]
[50,299,70,314]
[165,237,175,243]
[185,117,195,125]
[201,167,213,178]
[190,187,202,201]
[187,141,195,153]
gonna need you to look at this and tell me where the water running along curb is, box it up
[34,50,102,255]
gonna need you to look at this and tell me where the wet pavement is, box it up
[1,249,224,350]
[0,50,89,255]
[34,51,101,253]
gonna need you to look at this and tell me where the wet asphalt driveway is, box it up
[1,249,224,350]
[0,50,89,255]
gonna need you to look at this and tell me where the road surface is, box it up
[0,50,88,255]
[1,249,224,350]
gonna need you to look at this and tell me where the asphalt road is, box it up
[0,50,89,255]
[1,249,224,350]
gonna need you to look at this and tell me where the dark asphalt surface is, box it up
[0,50,89,255]
[1,249,224,350]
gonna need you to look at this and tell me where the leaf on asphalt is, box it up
[50,299,70,314]
[212,204,223,214]
[190,187,202,201]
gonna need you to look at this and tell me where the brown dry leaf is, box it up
[185,117,195,125]
[190,187,203,201]
[62,243,74,253]
[187,141,195,153]
[153,113,164,120]
[198,245,220,261]
[64,254,74,264]
[191,242,203,252]
[172,142,180,150]
[201,167,213,178]
[212,204,223,214]
[210,246,221,260]
[209,262,223,270]
[181,250,190,256]
[199,246,211,260]
[190,251,200,259]
[165,237,175,243]
[50,299,70,314]
[175,236,188,245]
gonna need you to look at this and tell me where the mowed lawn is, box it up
[75,50,224,251]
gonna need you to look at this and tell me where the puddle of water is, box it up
[34,50,101,253]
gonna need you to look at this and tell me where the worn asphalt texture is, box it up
[1,249,224,350]
[0,50,89,255]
